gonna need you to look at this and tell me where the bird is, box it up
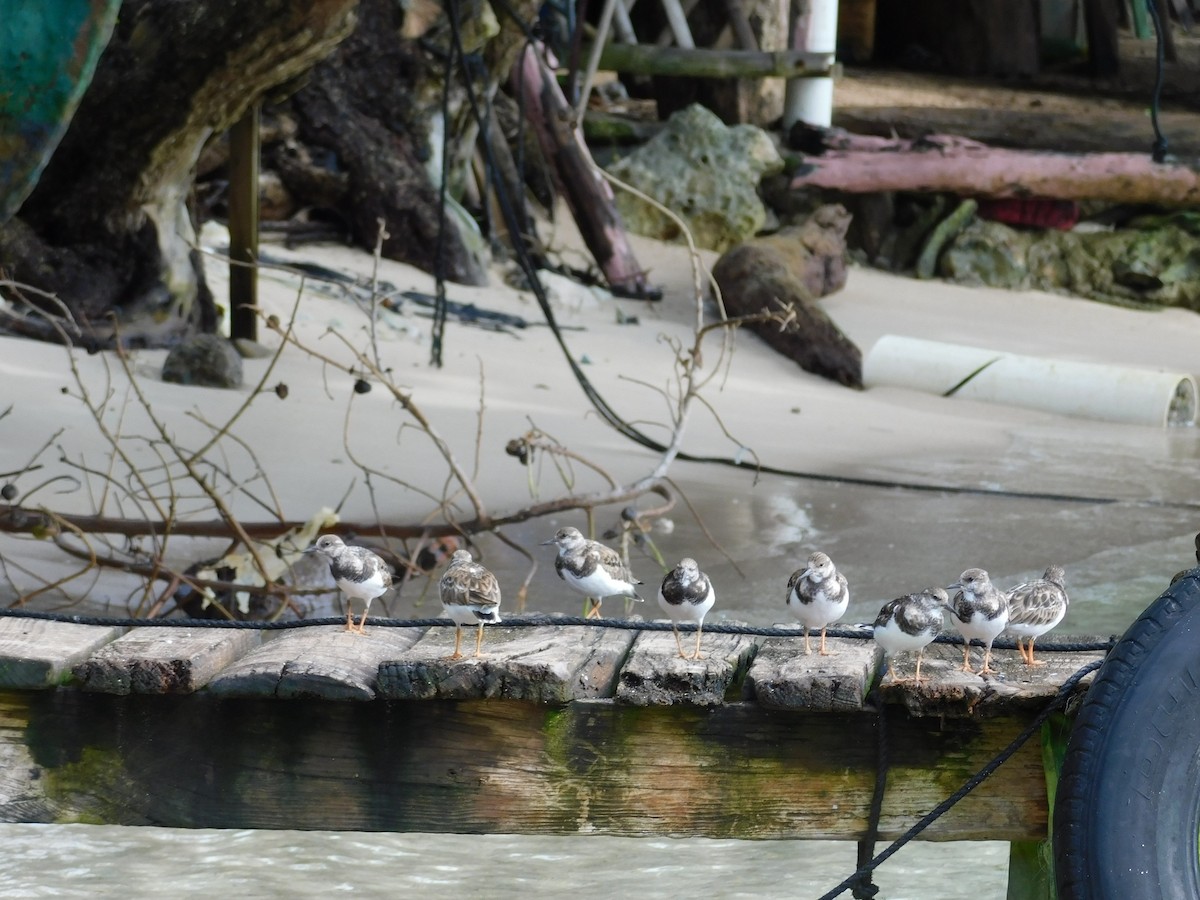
[437,549,502,660]
[871,588,947,683]
[785,551,850,655]
[657,557,716,660]
[306,534,392,635]
[945,568,1010,675]
[1005,565,1069,667]
[541,526,643,618]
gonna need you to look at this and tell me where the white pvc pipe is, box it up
[863,335,1198,428]
[784,0,839,129]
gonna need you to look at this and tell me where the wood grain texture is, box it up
[877,641,1105,718]
[0,691,1048,840]
[73,628,261,694]
[377,624,636,702]
[748,634,879,710]
[205,625,426,701]
[0,619,124,689]
[615,629,759,706]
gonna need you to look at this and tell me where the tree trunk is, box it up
[283,0,518,287]
[789,130,1200,207]
[0,0,358,348]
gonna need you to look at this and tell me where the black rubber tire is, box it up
[1055,568,1200,899]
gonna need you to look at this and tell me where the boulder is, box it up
[607,104,783,253]
[162,334,244,389]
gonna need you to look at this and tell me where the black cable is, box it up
[1146,0,1169,162]
[455,1,1200,513]
[430,14,458,367]
[853,665,890,900]
[0,606,1118,651]
[817,658,1104,900]
[433,0,1200,514]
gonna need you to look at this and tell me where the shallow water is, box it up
[0,826,1010,899]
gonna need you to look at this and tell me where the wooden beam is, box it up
[1,690,1049,839]
[593,43,836,78]
[227,102,260,342]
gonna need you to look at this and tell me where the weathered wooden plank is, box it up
[615,628,759,706]
[205,625,426,701]
[376,624,636,702]
[878,641,1105,718]
[73,628,261,695]
[748,634,879,711]
[0,691,1048,840]
[0,619,124,689]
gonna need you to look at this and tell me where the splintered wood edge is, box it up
[375,625,638,701]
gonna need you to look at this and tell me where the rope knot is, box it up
[849,874,880,899]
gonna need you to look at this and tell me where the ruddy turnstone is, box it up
[657,557,716,660]
[541,526,643,618]
[437,549,502,659]
[1005,565,1069,667]
[945,567,1009,675]
[306,534,392,634]
[786,551,850,655]
[872,587,946,683]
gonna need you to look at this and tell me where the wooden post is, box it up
[1006,712,1071,900]
[227,102,260,342]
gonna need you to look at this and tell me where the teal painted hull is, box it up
[0,0,120,224]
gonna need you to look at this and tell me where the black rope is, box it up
[817,658,1105,900]
[0,606,1119,652]
[852,664,890,900]
[451,0,1200,514]
[430,6,459,368]
[1146,0,1170,162]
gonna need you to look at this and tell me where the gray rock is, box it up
[606,103,784,253]
[162,334,244,388]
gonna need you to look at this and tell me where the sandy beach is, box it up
[2,208,1199,626]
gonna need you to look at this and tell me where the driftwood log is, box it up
[511,44,651,296]
[789,128,1200,208]
[713,206,862,388]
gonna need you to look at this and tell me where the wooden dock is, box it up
[0,613,1105,892]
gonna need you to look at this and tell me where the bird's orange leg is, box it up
[979,644,998,675]
[818,627,832,656]
[1025,638,1047,667]
[671,625,687,659]
[447,625,464,660]
[690,624,705,660]
[961,642,973,672]
[474,623,486,657]
[803,627,813,655]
